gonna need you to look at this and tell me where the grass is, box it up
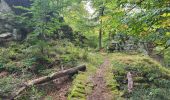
[109,53,170,99]
[1,41,170,100]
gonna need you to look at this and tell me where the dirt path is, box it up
[43,57,113,100]
[87,58,113,100]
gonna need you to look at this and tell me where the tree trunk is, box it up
[99,22,102,49]
[10,65,86,100]
[108,32,111,44]
[98,5,104,50]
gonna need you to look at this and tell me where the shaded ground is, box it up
[0,71,8,78]
[87,58,113,100]
[42,76,72,100]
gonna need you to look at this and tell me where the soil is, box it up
[42,76,72,100]
[0,71,8,78]
[87,58,113,100]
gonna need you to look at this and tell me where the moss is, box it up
[71,91,86,98]
[103,56,124,99]
[68,53,104,100]
[68,69,93,99]
[110,53,170,99]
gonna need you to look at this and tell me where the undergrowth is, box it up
[0,39,94,99]
[0,76,22,98]
[110,53,170,100]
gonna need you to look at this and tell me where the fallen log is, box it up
[10,65,86,100]
[0,33,12,39]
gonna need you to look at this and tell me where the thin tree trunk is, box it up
[99,20,102,49]
[98,4,104,50]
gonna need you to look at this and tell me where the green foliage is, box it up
[0,76,22,97]
[164,47,170,67]
[130,88,170,100]
[18,86,44,100]
[23,56,51,74]
[5,62,22,73]
[0,63,4,71]
[52,40,89,67]
[64,1,89,32]
[0,44,26,73]
[86,0,170,55]
[1,0,169,99]
[111,53,170,99]
[0,41,50,74]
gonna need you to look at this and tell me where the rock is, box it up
[0,32,12,39]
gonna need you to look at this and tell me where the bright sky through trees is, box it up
[84,1,95,15]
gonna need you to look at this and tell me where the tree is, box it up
[91,0,125,49]
[18,0,84,54]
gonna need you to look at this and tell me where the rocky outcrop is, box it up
[0,0,31,44]
[0,0,31,15]
[0,15,29,43]
[0,0,12,14]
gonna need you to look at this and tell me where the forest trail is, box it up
[87,58,113,100]
[43,57,113,100]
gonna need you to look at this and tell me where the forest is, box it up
[0,0,170,100]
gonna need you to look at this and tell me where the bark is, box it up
[10,65,86,100]
[127,72,133,93]
[99,20,102,49]
[98,5,104,50]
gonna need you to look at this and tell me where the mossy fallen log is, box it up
[10,65,86,100]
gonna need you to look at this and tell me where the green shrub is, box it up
[0,61,23,74]
[18,86,44,100]
[0,63,4,72]
[130,88,170,100]
[0,76,22,97]
[23,56,52,74]
[164,48,170,67]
